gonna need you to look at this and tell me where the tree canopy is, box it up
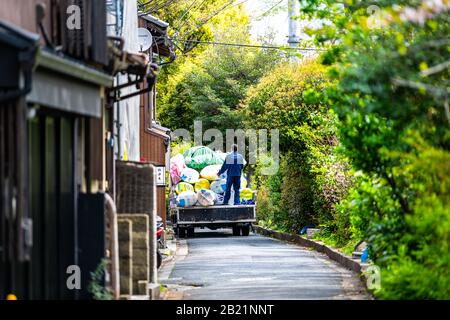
[157,3,286,133]
[154,0,450,299]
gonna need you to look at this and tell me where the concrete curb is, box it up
[158,240,178,281]
[254,226,374,299]
[253,225,370,275]
[159,239,190,300]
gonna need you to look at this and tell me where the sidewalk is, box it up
[159,238,178,278]
[158,237,191,300]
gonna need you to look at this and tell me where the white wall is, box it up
[118,0,140,161]
[108,0,141,162]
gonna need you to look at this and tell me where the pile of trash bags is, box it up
[170,146,256,207]
[183,146,224,171]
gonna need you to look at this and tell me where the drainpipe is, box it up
[115,75,122,160]
[149,166,157,284]
[105,193,120,299]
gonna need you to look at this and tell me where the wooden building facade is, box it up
[0,0,154,299]
[138,14,175,225]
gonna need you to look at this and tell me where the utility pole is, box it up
[288,0,299,59]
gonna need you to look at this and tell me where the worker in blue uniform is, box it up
[217,144,244,205]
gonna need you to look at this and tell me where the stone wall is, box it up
[117,214,150,297]
[117,219,133,297]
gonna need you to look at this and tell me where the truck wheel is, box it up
[232,226,241,236]
[157,250,162,269]
[241,225,250,236]
[178,227,186,238]
[187,227,195,238]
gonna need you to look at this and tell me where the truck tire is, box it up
[157,250,162,269]
[187,227,195,238]
[241,225,250,236]
[232,226,241,236]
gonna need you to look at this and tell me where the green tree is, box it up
[300,0,450,298]
[158,4,285,134]
[242,60,352,232]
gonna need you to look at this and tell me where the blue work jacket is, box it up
[218,151,244,177]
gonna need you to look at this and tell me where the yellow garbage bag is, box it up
[175,182,194,194]
[240,188,253,201]
[194,178,211,191]
[200,164,222,181]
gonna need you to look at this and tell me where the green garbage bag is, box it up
[183,146,224,171]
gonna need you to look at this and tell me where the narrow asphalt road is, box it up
[160,228,369,300]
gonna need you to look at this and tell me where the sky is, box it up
[245,0,289,44]
[245,0,314,45]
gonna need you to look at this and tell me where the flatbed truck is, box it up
[170,204,256,237]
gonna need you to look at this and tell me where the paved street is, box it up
[160,228,369,300]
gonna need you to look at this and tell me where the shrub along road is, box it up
[159,229,369,300]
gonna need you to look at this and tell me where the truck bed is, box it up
[174,205,256,225]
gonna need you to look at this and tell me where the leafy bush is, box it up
[255,157,287,230]
[245,60,353,237]
[280,155,315,231]
[158,5,284,135]
[88,259,113,300]
[378,191,450,299]
[298,0,450,298]
[159,0,450,299]
[171,140,193,157]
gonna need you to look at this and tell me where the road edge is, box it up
[159,239,189,300]
[253,225,374,298]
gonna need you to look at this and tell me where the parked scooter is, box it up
[156,216,164,268]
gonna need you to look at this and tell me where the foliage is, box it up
[299,0,450,299]
[141,0,258,130]
[244,60,353,234]
[88,259,113,300]
[255,156,286,229]
[158,5,286,135]
[170,139,193,157]
[242,60,331,151]
[138,0,230,55]
[154,0,450,299]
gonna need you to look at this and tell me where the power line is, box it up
[172,39,325,51]
[174,0,200,31]
[255,0,284,19]
[176,0,250,52]
[149,0,177,13]
[174,0,209,33]
[195,0,248,29]
[138,0,175,14]
[175,0,246,36]
[171,0,251,53]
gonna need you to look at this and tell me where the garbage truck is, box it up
[170,203,256,238]
[169,145,257,238]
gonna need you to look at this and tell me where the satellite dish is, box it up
[137,28,153,52]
